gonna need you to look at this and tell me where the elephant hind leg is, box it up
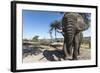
[78,32,83,55]
[78,43,81,55]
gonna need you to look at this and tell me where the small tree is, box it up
[23,38,28,41]
[32,35,39,42]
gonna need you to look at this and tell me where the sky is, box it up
[22,10,91,40]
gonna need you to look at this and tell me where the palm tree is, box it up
[49,30,53,43]
[49,20,61,42]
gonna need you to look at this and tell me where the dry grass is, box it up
[80,44,90,49]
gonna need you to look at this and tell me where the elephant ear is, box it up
[75,13,89,31]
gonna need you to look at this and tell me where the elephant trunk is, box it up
[63,27,75,56]
[62,14,76,56]
[63,19,76,55]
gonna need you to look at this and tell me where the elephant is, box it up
[62,12,88,60]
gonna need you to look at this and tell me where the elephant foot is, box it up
[64,57,69,60]
[78,52,80,55]
[64,56,72,60]
[72,57,78,60]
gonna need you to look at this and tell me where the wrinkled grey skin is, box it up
[77,32,83,55]
[62,12,87,60]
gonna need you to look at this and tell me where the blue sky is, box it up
[22,10,91,40]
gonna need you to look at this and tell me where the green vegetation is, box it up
[81,37,91,49]
[39,39,51,46]
[32,35,39,42]
[23,38,28,41]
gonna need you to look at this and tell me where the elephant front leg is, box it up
[72,34,79,60]
[63,41,69,60]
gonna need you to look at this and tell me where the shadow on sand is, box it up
[23,46,43,58]
[40,49,66,61]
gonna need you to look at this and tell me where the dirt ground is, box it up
[23,46,91,63]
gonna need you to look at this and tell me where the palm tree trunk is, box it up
[55,28,57,42]
[50,31,53,43]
